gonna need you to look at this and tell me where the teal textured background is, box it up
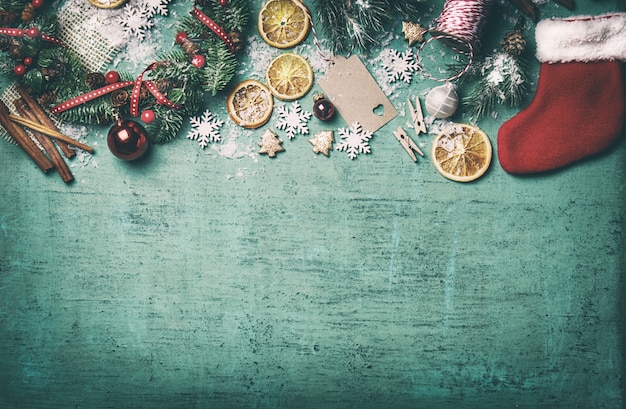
[1,0,625,408]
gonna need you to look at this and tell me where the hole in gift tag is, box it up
[373,104,385,117]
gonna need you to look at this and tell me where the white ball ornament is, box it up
[425,82,459,119]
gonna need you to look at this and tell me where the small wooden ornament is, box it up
[425,83,459,119]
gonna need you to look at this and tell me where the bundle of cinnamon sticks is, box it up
[0,86,94,184]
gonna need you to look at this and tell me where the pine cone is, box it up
[180,38,200,56]
[38,92,56,108]
[21,4,35,22]
[0,10,18,26]
[228,30,243,53]
[41,61,65,80]
[110,89,129,107]
[0,35,12,52]
[501,30,526,57]
[85,72,106,89]
[154,79,172,94]
[8,41,22,59]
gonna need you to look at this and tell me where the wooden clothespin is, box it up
[393,127,423,162]
[407,97,426,136]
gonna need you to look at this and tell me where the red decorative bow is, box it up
[51,63,182,117]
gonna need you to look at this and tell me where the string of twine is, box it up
[299,1,336,63]
[417,0,491,82]
[431,0,491,52]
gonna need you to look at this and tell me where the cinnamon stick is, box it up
[0,100,53,173]
[16,86,75,159]
[9,114,94,154]
[14,98,73,183]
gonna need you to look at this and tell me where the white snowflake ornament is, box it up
[139,0,171,17]
[275,101,312,140]
[188,110,224,149]
[116,2,154,40]
[336,122,373,160]
[382,48,420,84]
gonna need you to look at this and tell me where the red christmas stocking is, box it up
[498,13,626,174]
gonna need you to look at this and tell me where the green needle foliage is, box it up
[312,0,425,55]
[1,0,249,144]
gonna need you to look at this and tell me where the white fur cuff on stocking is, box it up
[535,12,626,64]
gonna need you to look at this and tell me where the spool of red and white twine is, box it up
[418,0,492,82]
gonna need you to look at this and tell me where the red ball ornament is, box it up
[13,64,26,76]
[313,93,335,121]
[23,57,33,66]
[25,27,39,38]
[107,119,150,161]
[141,109,156,124]
[105,71,120,84]
[175,31,188,45]
[191,54,206,69]
[32,0,45,8]
[219,0,228,5]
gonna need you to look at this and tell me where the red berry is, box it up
[31,0,45,8]
[191,54,205,69]
[141,110,156,124]
[105,71,120,84]
[13,64,26,76]
[23,57,33,66]
[175,32,188,45]
[25,27,39,38]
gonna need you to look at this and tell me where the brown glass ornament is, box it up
[107,119,150,160]
[312,93,335,121]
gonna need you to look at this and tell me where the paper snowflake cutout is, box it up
[382,48,420,84]
[336,122,373,160]
[275,101,312,140]
[117,2,154,40]
[139,0,171,16]
[188,110,224,149]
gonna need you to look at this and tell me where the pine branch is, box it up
[202,42,236,95]
[463,52,529,119]
[312,0,426,54]
[0,0,29,13]
[145,107,184,144]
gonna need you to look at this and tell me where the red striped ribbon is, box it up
[51,64,182,116]
[191,6,235,53]
[0,27,66,46]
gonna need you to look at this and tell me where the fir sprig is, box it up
[1,0,250,145]
[463,52,529,119]
[312,0,425,54]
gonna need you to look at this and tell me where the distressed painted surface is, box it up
[0,1,625,408]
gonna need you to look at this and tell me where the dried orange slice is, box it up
[431,123,492,182]
[226,79,274,129]
[258,0,310,49]
[88,0,128,9]
[266,53,313,101]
